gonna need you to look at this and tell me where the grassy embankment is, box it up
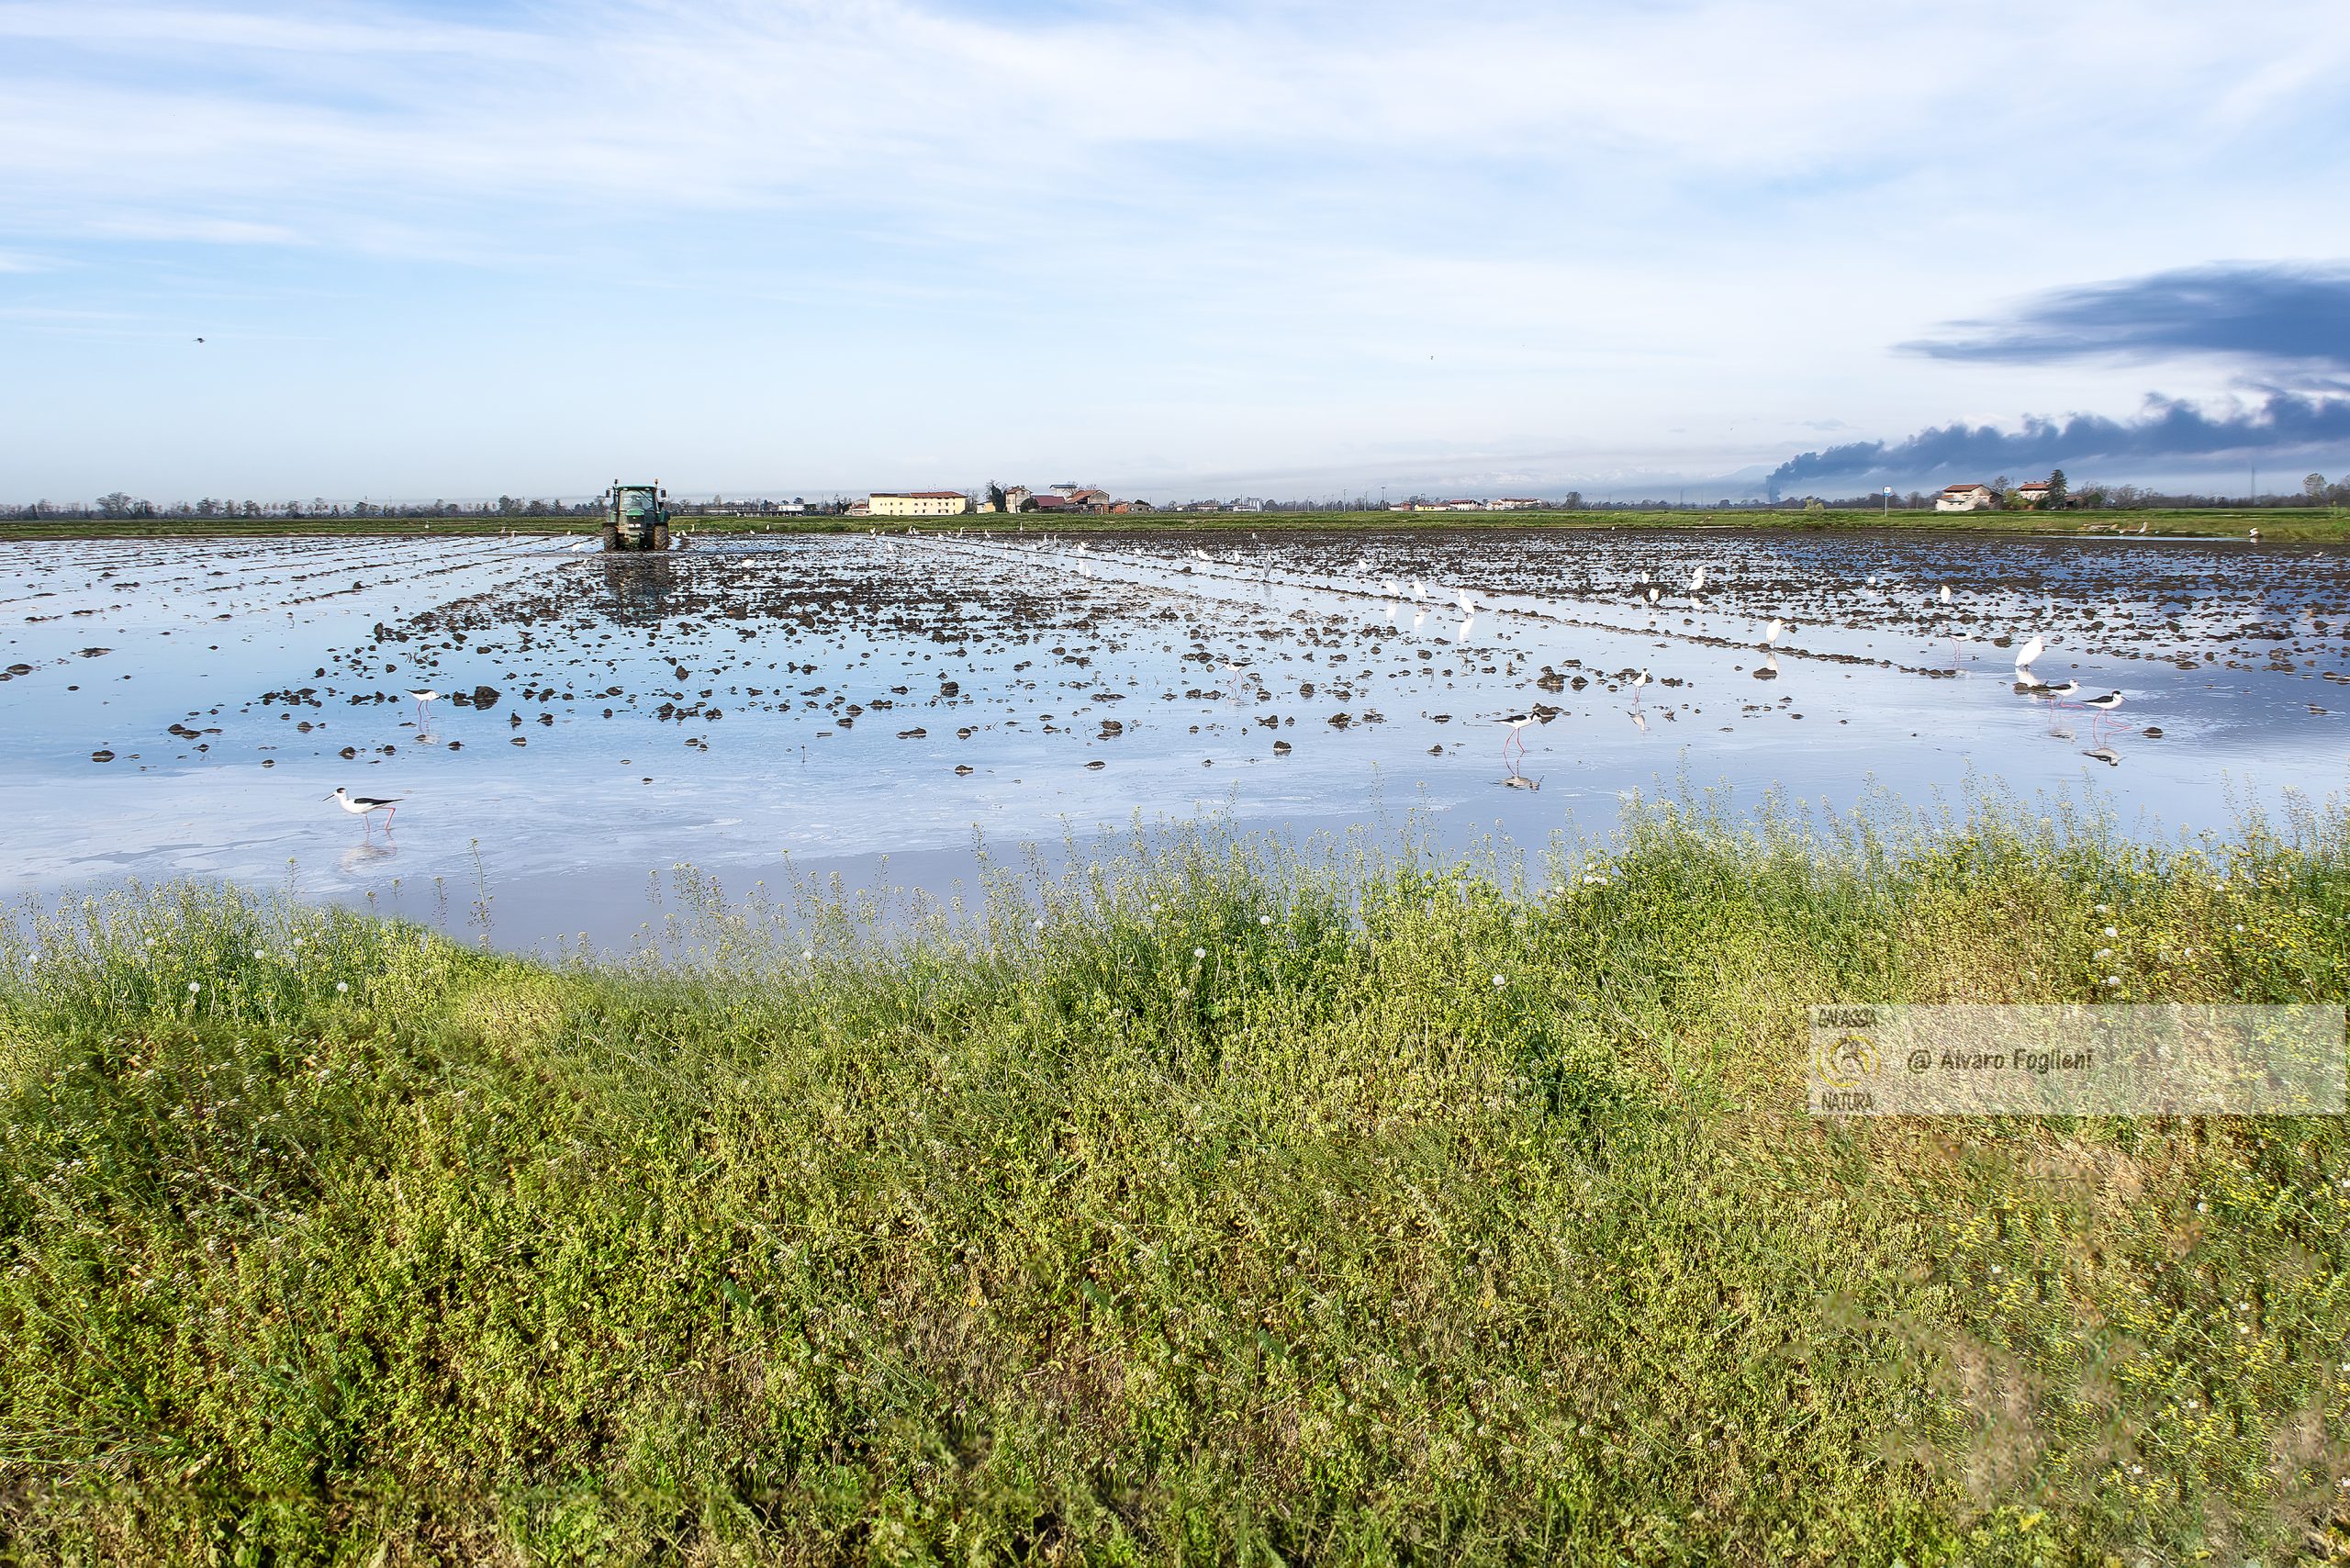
[6,507,2347,543]
[3,803,2349,1563]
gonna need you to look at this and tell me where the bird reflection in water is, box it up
[340,842,397,873]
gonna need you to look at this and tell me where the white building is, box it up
[869,490,970,518]
[1934,484,1998,513]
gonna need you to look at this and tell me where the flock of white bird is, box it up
[325,528,2130,833]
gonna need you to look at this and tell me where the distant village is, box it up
[718,471,2125,518]
[16,467,2347,523]
[698,487,1572,519]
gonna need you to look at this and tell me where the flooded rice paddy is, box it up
[5,527,2346,952]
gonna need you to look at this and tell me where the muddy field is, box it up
[5,527,2344,950]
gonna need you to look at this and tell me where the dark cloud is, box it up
[1908,263,2350,371]
[1768,392,2350,492]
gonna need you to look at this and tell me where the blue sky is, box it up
[6,0,2350,503]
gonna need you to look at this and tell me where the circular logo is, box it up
[1817,1032,1881,1087]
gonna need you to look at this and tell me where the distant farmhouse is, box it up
[869,490,969,518]
[1934,476,2079,512]
[985,481,1153,515]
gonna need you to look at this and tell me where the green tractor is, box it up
[602,483,670,552]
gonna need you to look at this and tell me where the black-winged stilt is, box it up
[328,788,401,834]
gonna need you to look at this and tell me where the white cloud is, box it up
[4,0,2349,495]
[6,0,2344,230]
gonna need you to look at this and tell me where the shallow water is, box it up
[6,527,2346,954]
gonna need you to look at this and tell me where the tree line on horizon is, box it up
[6,474,2348,521]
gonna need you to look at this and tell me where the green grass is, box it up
[4,802,2348,1563]
[8,507,2347,543]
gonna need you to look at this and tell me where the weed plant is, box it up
[2,800,2347,1562]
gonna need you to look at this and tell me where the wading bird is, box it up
[1762,617,1785,648]
[328,788,401,834]
[2013,633,2046,673]
[1494,711,1539,755]
[406,688,440,728]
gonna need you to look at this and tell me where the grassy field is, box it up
[6,507,2346,543]
[4,803,2349,1563]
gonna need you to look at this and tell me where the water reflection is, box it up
[339,842,397,873]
